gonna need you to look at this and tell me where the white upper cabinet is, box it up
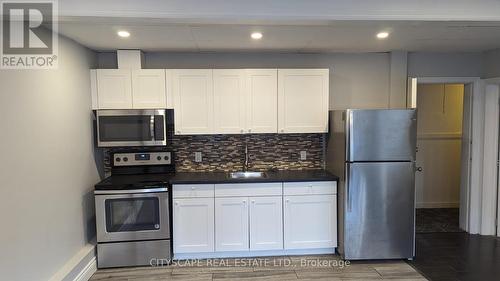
[246,69,278,133]
[95,69,166,109]
[131,69,166,109]
[172,69,214,135]
[213,69,247,134]
[278,69,329,133]
[96,69,133,109]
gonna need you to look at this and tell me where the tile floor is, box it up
[409,233,500,281]
[90,255,427,281]
[416,208,463,233]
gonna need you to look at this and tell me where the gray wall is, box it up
[0,35,99,280]
[482,49,500,78]
[408,52,484,77]
[99,51,392,110]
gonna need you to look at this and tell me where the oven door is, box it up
[97,109,166,147]
[95,189,170,243]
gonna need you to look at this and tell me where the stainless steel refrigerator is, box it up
[327,109,417,260]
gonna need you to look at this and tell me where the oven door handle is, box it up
[94,187,168,195]
[150,115,156,141]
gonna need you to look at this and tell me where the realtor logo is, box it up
[1,0,58,69]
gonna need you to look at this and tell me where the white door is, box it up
[215,197,249,251]
[284,195,337,249]
[249,196,283,250]
[132,69,166,109]
[213,69,246,134]
[172,69,213,134]
[278,69,329,133]
[96,69,132,109]
[246,69,278,134]
[173,198,215,253]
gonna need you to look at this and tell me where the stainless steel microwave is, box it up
[97,109,167,147]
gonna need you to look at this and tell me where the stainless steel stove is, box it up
[94,151,174,268]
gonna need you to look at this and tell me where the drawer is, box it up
[283,181,337,196]
[173,184,215,198]
[215,183,282,197]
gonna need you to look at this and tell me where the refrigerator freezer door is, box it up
[344,162,415,260]
[347,109,417,162]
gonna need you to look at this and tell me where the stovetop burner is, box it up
[95,150,175,191]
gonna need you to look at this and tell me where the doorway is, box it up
[414,83,471,233]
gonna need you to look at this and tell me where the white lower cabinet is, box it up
[215,197,249,251]
[249,196,283,250]
[173,181,337,258]
[173,198,215,253]
[284,194,337,250]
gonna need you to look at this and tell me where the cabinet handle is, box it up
[240,129,244,133]
[191,186,196,190]
[286,199,290,203]
[251,200,255,203]
[248,129,252,133]
[176,131,181,134]
[242,200,246,204]
[280,129,284,133]
[175,201,178,205]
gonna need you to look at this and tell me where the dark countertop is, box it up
[95,169,339,190]
[169,169,339,185]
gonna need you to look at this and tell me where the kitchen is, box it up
[2,1,500,281]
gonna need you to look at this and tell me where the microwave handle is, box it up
[150,115,155,140]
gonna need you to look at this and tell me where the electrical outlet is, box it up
[194,152,202,163]
[300,151,307,160]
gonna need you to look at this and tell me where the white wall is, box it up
[415,84,464,208]
[99,51,392,110]
[0,34,99,280]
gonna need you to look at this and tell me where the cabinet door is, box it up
[96,69,132,109]
[213,69,246,134]
[278,69,329,133]
[215,197,249,251]
[284,195,337,249]
[246,69,278,133]
[172,69,213,134]
[249,196,283,250]
[173,198,215,253]
[132,69,166,109]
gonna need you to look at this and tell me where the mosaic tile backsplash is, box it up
[104,133,326,175]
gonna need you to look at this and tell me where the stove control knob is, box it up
[123,157,128,162]
[157,156,162,161]
[115,157,121,162]
[164,156,169,161]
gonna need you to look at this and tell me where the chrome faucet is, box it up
[244,143,249,171]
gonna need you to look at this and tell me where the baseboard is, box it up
[72,256,97,281]
[174,248,336,260]
[49,244,97,281]
[416,202,459,208]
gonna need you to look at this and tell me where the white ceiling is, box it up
[58,20,500,53]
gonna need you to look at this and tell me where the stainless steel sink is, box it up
[228,171,267,179]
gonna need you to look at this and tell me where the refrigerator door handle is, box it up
[345,163,351,212]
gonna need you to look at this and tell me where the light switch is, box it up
[195,152,202,163]
[300,151,307,160]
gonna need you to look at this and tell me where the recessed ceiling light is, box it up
[376,31,389,39]
[117,30,130,38]
[251,32,263,40]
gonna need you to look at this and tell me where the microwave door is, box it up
[97,110,166,147]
